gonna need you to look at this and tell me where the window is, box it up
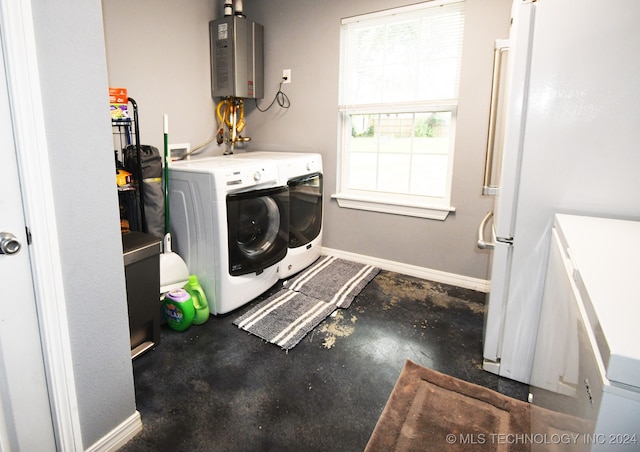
[335,0,465,220]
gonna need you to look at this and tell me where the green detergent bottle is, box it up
[184,275,210,325]
[163,288,194,331]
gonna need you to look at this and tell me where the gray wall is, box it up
[102,0,511,281]
[248,0,511,280]
[32,0,137,447]
[102,0,219,154]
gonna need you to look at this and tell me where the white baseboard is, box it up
[85,411,142,452]
[321,247,491,293]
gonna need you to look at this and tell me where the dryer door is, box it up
[288,172,323,248]
[227,186,289,276]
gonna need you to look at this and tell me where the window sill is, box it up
[331,193,455,221]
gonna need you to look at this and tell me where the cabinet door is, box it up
[530,227,578,396]
[530,226,601,426]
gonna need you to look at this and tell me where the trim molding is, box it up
[321,247,490,293]
[85,412,142,452]
[331,193,454,221]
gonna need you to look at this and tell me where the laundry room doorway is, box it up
[0,2,81,449]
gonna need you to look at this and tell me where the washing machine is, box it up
[232,151,323,278]
[168,155,289,315]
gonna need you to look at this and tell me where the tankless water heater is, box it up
[209,16,264,99]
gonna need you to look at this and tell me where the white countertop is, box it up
[555,214,640,389]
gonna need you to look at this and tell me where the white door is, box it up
[0,34,57,451]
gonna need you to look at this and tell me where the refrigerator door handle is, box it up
[482,40,509,196]
[477,211,496,250]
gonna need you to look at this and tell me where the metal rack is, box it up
[113,97,146,232]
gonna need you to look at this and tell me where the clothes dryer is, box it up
[232,152,323,278]
[168,156,288,315]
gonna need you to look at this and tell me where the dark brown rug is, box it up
[365,360,591,452]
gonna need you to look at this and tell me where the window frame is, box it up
[333,0,465,221]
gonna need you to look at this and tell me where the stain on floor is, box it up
[316,310,357,349]
[372,271,485,315]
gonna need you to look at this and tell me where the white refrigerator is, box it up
[478,0,640,384]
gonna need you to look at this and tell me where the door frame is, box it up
[0,0,82,449]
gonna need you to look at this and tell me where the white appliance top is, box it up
[169,155,263,170]
[230,151,311,160]
[554,214,640,389]
[169,155,279,193]
[222,151,323,179]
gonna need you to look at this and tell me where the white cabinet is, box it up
[530,214,640,450]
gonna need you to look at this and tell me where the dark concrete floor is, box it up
[120,270,528,452]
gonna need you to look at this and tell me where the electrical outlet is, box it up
[282,69,291,84]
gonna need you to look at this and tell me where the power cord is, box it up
[255,80,291,112]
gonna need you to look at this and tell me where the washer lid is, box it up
[555,214,640,389]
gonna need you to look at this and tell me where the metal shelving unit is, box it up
[113,97,146,233]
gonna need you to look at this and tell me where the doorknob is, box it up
[0,232,22,255]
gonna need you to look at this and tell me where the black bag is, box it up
[124,144,162,179]
[124,144,165,238]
